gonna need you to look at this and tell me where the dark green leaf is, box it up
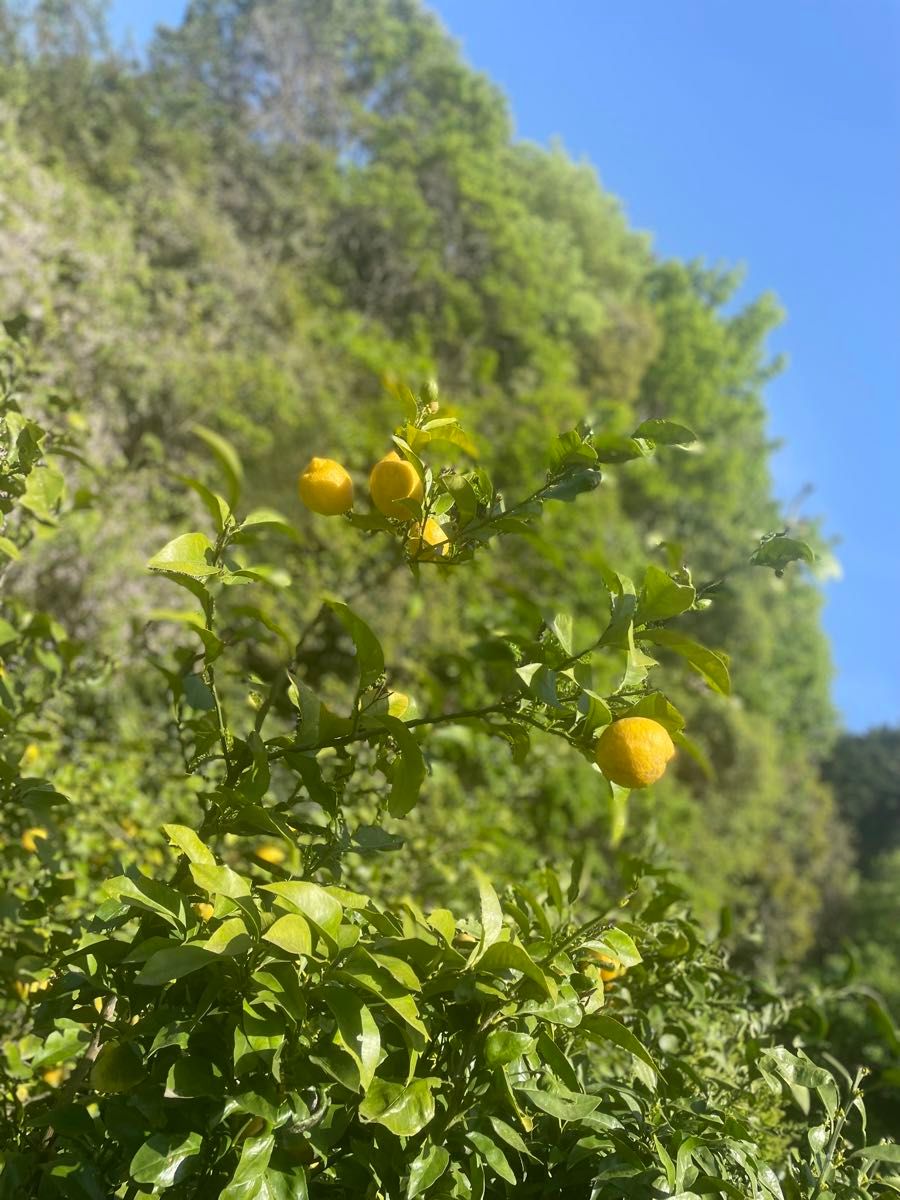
[129,1132,203,1189]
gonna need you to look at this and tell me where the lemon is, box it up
[578,948,626,982]
[369,451,423,519]
[298,457,354,516]
[594,717,675,789]
[407,516,449,559]
[21,826,48,853]
[255,844,286,865]
[42,1068,65,1087]
[193,901,215,922]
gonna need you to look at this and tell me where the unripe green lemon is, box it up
[594,717,675,789]
[369,451,423,519]
[298,457,354,516]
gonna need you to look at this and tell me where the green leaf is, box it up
[516,1086,601,1121]
[192,423,244,507]
[148,532,220,579]
[585,928,642,968]
[475,942,553,997]
[21,465,65,522]
[90,1041,145,1093]
[262,882,343,939]
[323,988,381,1092]
[129,1132,203,1189]
[162,824,215,866]
[203,918,253,956]
[220,1134,275,1199]
[853,1144,900,1163]
[135,944,218,986]
[484,1031,536,1067]
[0,536,20,560]
[632,418,697,446]
[582,1014,660,1078]
[591,433,651,463]
[191,862,251,899]
[103,875,185,927]
[177,474,231,532]
[636,564,695,623]
[359,1078,435,1136]
[239,508,297,537]
[759,1047,832,1089]
[622,691,686,733]
[467,1132,516,1185]
[542,468,602,502]
[376,715,427,818]
[638,627,731,694]
[407,1143,450,1198]
[263,914,313,957]
[325,600,385,693]
[489,1115,536,1160]
[751,534,815,572]
[471,866,503,953]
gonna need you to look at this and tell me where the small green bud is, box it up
[421,378,439,408]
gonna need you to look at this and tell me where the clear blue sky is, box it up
[109,1,900,732]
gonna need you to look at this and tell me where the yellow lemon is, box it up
[42,1068,65,1088]
[21,743,41,766]
[255,844,286,865]
[193,901,215,922]
[594,717,675,789]
[21,827,48,853]
[369,451,423,519]
[298,457,354,516]
[388,691,410,718]
[407,516,449,559]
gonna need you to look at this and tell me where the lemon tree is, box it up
[1,360,897,1198]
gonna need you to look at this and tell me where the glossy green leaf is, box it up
[638,627,730,694]
[376,715,427,817]
[162,823,215,866]
[484,1030,536,1067]
[475,941,553,997]
[636,564,695,624]
[516,1086,601,1121]
[191,862,251,898]
[323,987,381,1092]
[129,1132,203,1189]
[148,532,219,579]
[326,600,384,692]
[359,1078,435,1136]
[262,882,342,939]
[220,1133,275,1198]
[407,1143,450,1198]
[135,944,218,986]
[582,1014,659,1078]
[467,1132,516,1185]
[263,914,313,956]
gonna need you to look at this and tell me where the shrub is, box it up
[1,354,897,1197]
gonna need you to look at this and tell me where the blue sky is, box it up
[109,1,900,732]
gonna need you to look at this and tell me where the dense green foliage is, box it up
[0,0,842,955]
[0,0,898,1194]
[1,349,896,1196]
